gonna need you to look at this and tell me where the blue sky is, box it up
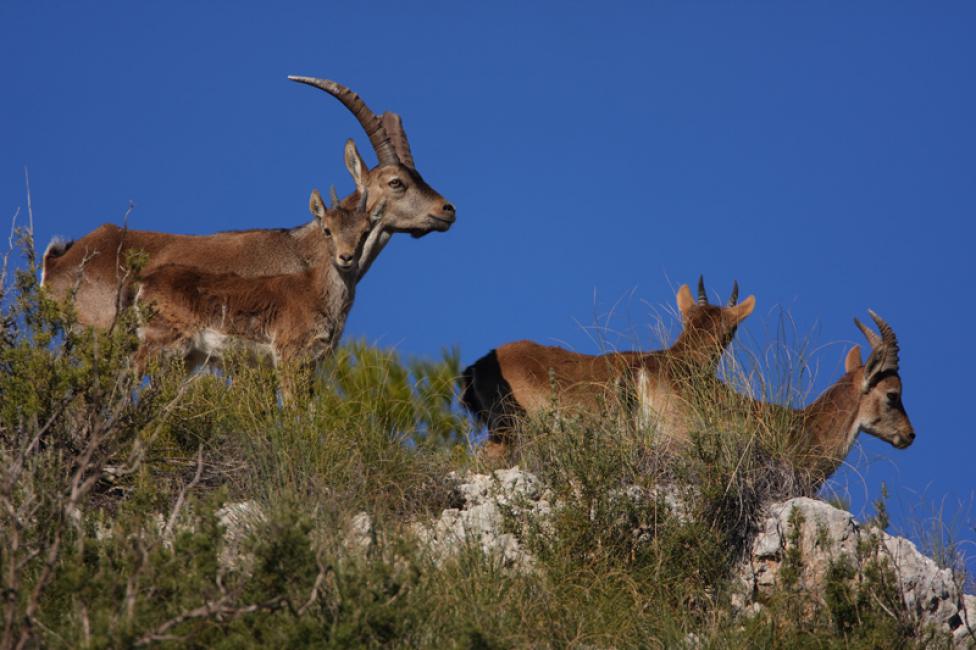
[2,2,974,569]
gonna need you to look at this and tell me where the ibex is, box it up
[766,311,913,482]
[633,309,914,483]
[460,279,756,459]
[41,77,455,330]
[131,188,378,396]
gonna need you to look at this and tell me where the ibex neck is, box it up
[667,332,726,370]
[796,369,863,477]
[289,220,331,267]
[309,259,356,310]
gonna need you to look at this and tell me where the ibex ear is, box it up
[676,285,695,317]
[844,345,863,373]
[344,139,367,193]
[727,295,756,325]
[309,189,327,220]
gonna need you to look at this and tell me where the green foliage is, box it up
[780,505,806,591]
[0,241,960,650]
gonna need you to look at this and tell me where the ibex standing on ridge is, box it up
[131,189,379,398]
[767,310,914,483]
[460,279,756,459]
[633,309,914,484]
[41,77,455,330]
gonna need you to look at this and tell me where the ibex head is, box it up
[309,188,376,274]
[673,276,756,358]
[845,310,915,449]
[289,76,456,238]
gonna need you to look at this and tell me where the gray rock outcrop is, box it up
[214,470,975,646]
[735,496,974,646]
[408,467,552,571]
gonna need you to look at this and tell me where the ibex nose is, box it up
[442,203,456,218]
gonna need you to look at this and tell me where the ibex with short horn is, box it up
[635,309,914,483]
[41,77,455,330]
[771,310,914,482]
[131,188,379,398]
[460,278,756,459]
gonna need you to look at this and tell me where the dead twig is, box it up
[133,595,286,647]
[162,445,205,541]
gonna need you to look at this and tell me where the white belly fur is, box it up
[191,328,276,366]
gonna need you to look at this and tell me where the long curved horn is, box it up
[288,76,400,167]
[727,280,739,307]
[697,276,708,305]
[382,113,415,169]
[853,317,883,350]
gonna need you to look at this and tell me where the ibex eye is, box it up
[886,392,899,404]
[323,228,332,237]
[388,179,403,189]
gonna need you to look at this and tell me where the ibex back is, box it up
[460,278,756,459]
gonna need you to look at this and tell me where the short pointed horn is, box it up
[382,112,415,169]
[728,281,739,307]
[357,190,369,212]
[697,276,708,305]
[329,186,340,208]
[288,76,400,167]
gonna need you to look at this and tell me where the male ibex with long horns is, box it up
[41,77,455,330]
[460,278,756,459]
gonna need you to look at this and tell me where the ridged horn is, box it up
[288,76,400,167]
[854,316,883,350]
[868,309,900,370]
[382,112,415,169]
[357,189,369,212]
[697,275,708,305]
[728,280,739,307]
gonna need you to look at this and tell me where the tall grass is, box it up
[0,221,960,648]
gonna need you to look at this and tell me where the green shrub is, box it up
[0,228,962,649]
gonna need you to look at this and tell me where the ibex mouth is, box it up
[427,214,455,228]
[894,434,915,449]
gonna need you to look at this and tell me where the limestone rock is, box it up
[216,500,264,572]
[735,497,975,646]
[409,466,552,570]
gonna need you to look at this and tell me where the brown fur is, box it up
[460,281,756,459]
[132,190,376,395]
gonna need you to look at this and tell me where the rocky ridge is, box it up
[220,468,976,647]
